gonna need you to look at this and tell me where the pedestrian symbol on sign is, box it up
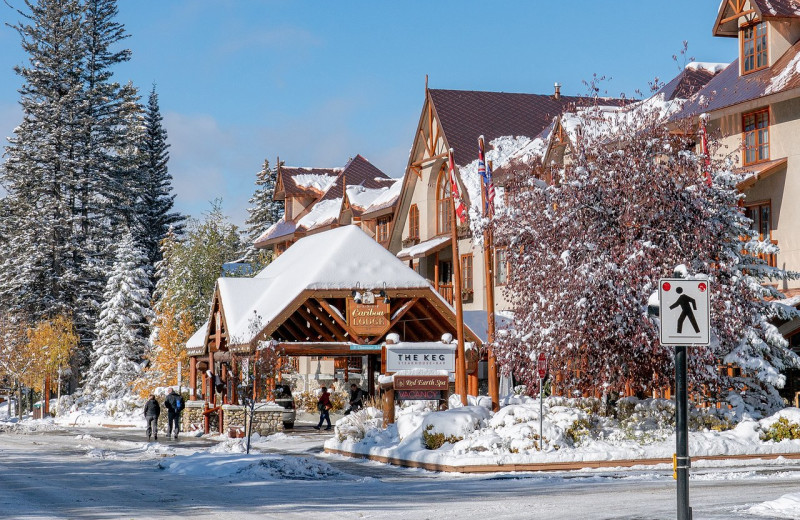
[658,278,710,346]
[669,287,699,334]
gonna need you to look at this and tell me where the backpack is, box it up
[175,397,183,411]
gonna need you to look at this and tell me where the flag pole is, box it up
[448,149,468,405]
[483,153,499,412]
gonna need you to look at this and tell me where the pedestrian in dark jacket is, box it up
[163,388,183,440]
[144,395,160,441]
[344,384,364,415]
[313,386,332,430]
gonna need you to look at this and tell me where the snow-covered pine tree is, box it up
[492,101,799,416]
[0,0,89,324]
[76,0,136,345]
[243,158,284,265]
[139,86,184,269]
[82,232,153,400]
[0,0,138,379]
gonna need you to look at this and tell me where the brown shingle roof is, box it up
[671,40,800,121]
[714,0,800,37]
[657,66,723,101]
[277,166,340,199]
[319,154,392,201]
[429,89,625,165]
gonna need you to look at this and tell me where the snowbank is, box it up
[747,492,800,519]
[326,398,800,467]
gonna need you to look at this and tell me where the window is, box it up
[745,201,771,240]
[436,164,453,236]
[741,22,768,74]
[461,254,473,292]
[408,204,419,240]
[495,248,508,286]
[743,109,769,165]
[377,216,391,243]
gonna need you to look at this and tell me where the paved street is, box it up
[1,424,799,519]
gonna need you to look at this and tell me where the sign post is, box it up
[537,352,547,450]
[659,278,710,520]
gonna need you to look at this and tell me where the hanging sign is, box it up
[347,297,391,336]
[658,278,711,346]
[396,390,443,401]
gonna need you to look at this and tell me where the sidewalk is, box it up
[324,447,800,473]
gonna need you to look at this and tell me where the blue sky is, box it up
[0,1,734,228]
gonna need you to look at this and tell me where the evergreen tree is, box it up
[243,158,283,265]
[140,86,184,268]
[1,0,89,325]
[0,0,136,373]
[82,233,153,400]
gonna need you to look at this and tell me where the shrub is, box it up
[761,417,800,442]
[565,417,593,446]
[422,424,463,450]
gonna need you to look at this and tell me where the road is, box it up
[0,423,798,519]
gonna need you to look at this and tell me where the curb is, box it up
[323,448,800,473]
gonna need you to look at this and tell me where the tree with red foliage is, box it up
[492,102,799,416]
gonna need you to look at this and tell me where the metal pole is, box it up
[539,376,544,450]
[675,345,691,520]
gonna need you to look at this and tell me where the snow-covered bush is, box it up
[420,406,491,450]
[335,406,383,442]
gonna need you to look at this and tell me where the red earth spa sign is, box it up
[394,375,449,401]
[346,298,391,336]
[385,343,456,372]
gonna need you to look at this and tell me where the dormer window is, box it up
[741,22,767,74]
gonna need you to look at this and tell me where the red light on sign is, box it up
[662,282,671,291]
[698,282,707,292]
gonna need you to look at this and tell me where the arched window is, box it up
[408,204,420,240]
[436,164,452,235]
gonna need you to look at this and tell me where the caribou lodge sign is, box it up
[346,297,391,336]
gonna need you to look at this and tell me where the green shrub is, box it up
[565,417,593,445]
[761,417,800,442]
[422,424,463,449]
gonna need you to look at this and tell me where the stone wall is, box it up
[182,400,206,433]
[222,405,246,436]
[246,403,284,436]
[182,401,283,436]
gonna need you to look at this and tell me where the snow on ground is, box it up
[746,492,800,519]
[327,396,800,467]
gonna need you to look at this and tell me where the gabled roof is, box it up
[671,40,800,120]
[275,166,341,200]
[188,225,453,349]
[256,155,400,248]
[657,63,727,101]
[429,89,597,166]
[714,0,800,37]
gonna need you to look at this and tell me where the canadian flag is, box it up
[448,148,468,224]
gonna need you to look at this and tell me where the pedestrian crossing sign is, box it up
[658,278,710,346]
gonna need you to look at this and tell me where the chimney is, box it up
[554,82,561,100]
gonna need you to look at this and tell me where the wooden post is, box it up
[208,351,215,406]
[383,386,395,426]
[189,357,197,399]
[43,375,50,415]
[368,354,376,397]
[448,149,468,405]
[221,363,228,404]
[253,350,259,401]
[483,159,500,411]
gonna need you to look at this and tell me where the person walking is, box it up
[144,395,160,441]
[313,386,332,431]
[164,388,183,440]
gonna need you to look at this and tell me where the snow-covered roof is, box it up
[190,225,438,348]
[396,235,450,260]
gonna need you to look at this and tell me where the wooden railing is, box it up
[437,283,454,305]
